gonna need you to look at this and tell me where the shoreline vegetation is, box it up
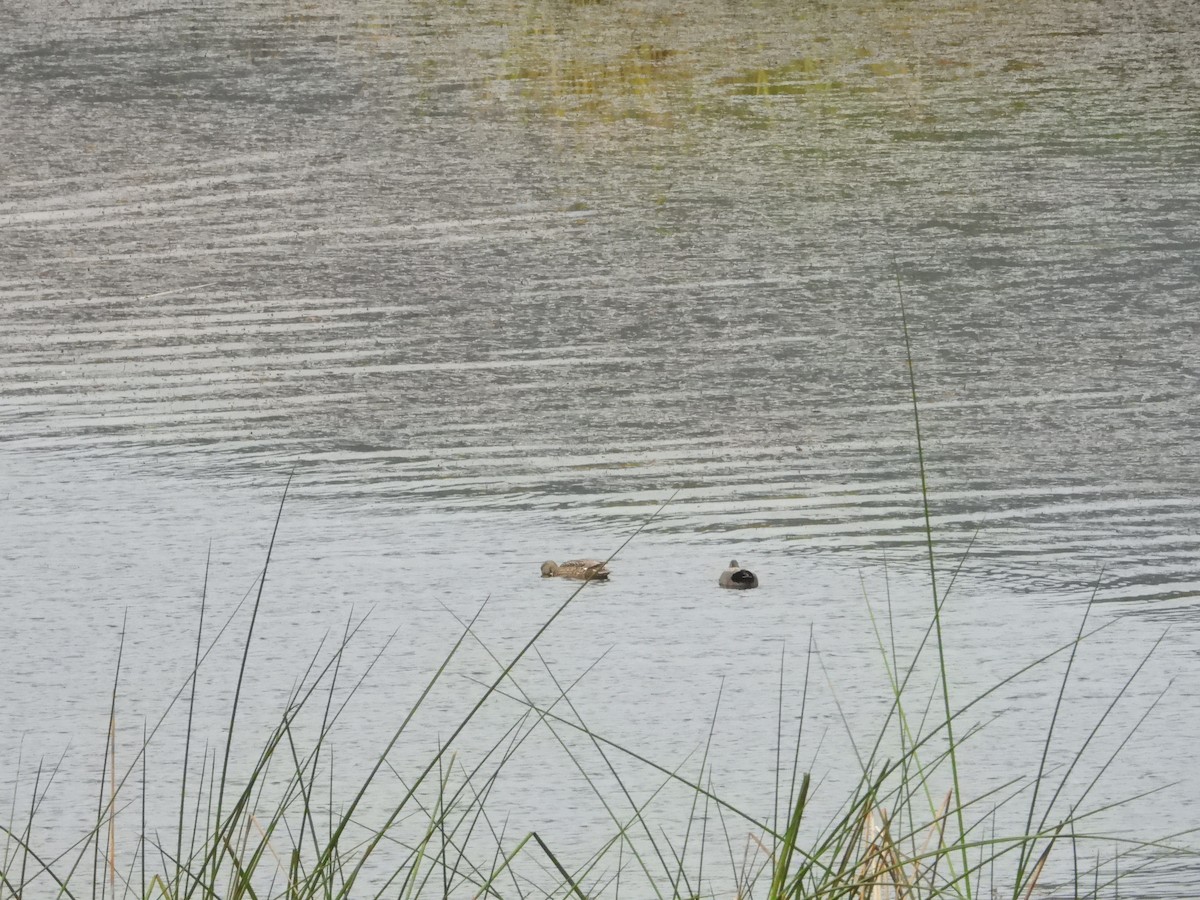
[3,314,1195,899]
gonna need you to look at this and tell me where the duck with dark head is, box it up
[718,559,758,590]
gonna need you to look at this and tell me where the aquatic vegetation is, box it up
[0,315,1193,898]
[2,496,1184,898]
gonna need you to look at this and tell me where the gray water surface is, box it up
[2,0,1199,895]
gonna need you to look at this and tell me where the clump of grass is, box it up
[2,314,1195,899]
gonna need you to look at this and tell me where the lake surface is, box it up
[2,0,1199,895]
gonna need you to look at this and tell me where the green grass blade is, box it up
[210,470,294,888]
[1013,571,1100,895]
[175,544,209,900]
[531,833,587,900]
[767,772,810,899]
[896,275,971,899]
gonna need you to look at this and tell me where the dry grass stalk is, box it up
[853,807,911,900]
[917,789,952,887]
[1022,825,1064,900]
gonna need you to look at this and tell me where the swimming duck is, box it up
[718,559,758,589]
[541,559,610,581]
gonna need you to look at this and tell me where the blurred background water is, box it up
[2,0,1199,894]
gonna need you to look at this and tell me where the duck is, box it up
[541,559,610,581]
[718,559,758,590]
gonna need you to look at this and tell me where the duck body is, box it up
[541,559,610,581]
[718,559,758,590]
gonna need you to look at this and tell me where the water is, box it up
[2,0,1199,895]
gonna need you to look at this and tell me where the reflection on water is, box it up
[2,0,1199,894]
